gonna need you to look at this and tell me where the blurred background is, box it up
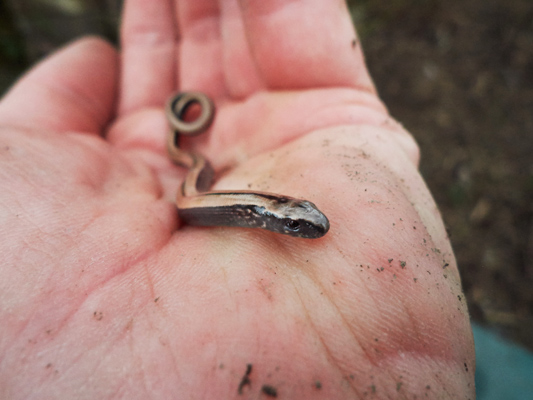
[1,0,532,397]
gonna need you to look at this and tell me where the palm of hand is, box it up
[0,2,474,399]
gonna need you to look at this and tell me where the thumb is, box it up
[0,37,118,135]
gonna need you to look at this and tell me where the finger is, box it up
[217,0,265,98]
[119,0,177,114]
[237,0,376,91]
[175,0,226,97]
[0,38,117,134]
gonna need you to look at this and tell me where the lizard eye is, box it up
[286,220,300,231]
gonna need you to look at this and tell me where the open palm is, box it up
[0,1,475,399]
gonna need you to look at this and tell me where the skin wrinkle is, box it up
[129,331,152,398]
[180,14,220,42]
[33,81,107,134]
[125,29,177,48]
[141,263,159,304]
[218,263,236,309]
[162,328,182,398]
[275,241,368,384]
[129,336,155,397]
[71,344,120,398]
[23,132,115,198]
[323,268,409,395]
[177,0,220,33]
[7,235,75,325]
[7,201,172,389]
[107,383,126,400]
[293,105,387,145]
[31,326,94,394]
[64,283,151,395]
[201,90,395,174]
[122,42,177,110]
[396,301,425,354]
[357,255,456,361]
[71,342,113,388]
[292,279,364,398]
[106,234,168,286]
[123,2,177,46]
[307,105,387,139]
[334,91,387,114]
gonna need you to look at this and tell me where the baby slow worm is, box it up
[166,92,330,239]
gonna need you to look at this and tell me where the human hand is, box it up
[0,1,475,399]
